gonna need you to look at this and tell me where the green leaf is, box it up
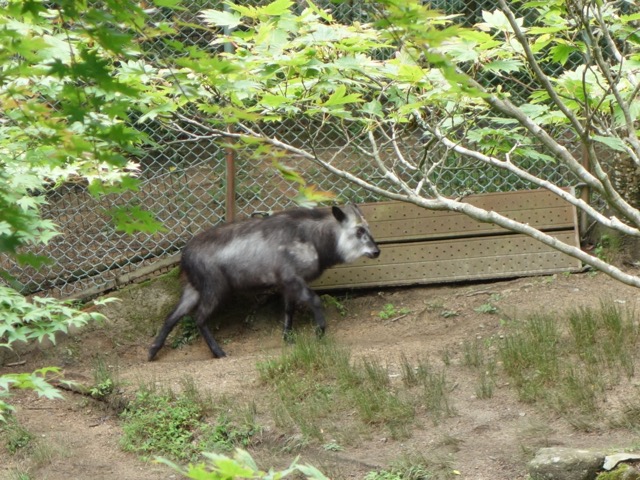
[550,43,579,65]
[259,0,294,16]
[274,161,306,185]
[199,9,243,28]
[208,456,255,478]
[321,85,362,107]
[107,206,167,234]
[591,135,628,153]
[480,10,514,31]
[297,464,331,479]
[151,0,184,8]
[484,59,523,73]
[294,185,336,207]
[362,100,384,117]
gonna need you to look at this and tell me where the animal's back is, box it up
[182,208,336,290]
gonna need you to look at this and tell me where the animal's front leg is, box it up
[282,277,326,339]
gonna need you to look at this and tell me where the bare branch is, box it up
[586,3,640,164]
[426,122,640,237]
[497,0,587,140]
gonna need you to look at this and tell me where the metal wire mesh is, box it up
[0,0,579,299]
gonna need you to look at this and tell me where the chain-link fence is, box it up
[1,0,578,300]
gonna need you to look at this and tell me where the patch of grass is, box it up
[475,360,496,400]
[120,378,259,462]
[378,303,410,320]
[364,452,456,480]
[170,316,200,349]
[498,301,640,425]
[89,355,117,400]
[346,358,414,438]
[7,470,32,480]
[462,338,484,368]
[2,416,34,454]
[258,334,417,442]
[400,356,455,423]
[321,294,348,317]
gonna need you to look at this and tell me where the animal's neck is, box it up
[314,229,343,272]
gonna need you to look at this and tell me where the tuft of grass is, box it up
[475,359,496,400]
[498,301,639,426]
[2,416,34,454]
[400,356,455,423]
[258,334,417,442]
[89,355,117,400]
[120,378,259,462]
[8,470,32,480]
[170,316,200,349]
[364,451,456,480]
[258,334,352,441]
[378,303,410,320]
[462,338,484,368]
[321,294,349,317]
[499,314,561,403]
[346,358,414,438]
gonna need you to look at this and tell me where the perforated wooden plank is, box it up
[313,231,582,290]
[359,189,576,243]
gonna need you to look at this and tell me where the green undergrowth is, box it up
[498,301,640,428]
[120,378,259,462]
[257,334,455,445]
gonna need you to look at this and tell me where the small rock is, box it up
[528,447,604,480]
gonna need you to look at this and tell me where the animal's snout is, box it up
[367,247,381,259]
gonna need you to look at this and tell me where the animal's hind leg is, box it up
[194,291,227,358]
[148,284,199,361]
[282,277,326,338]
[283,295,296,343]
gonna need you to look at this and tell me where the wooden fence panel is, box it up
[314,189,582,290]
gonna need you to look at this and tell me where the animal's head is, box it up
[332,205,380,263]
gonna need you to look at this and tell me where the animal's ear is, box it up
[332,206,347,224]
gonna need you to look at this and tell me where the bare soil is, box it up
[3,270,640,480]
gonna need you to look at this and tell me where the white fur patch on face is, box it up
[336,214,378,263]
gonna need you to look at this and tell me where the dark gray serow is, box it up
[148,205,380,360]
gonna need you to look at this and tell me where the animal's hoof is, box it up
[148,345,160,361]
[315,326,326,338]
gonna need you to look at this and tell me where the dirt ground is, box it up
[3,269,640,480]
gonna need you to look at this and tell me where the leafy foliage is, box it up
[120,382,259,462]
[138,0,640,288]
[0,0,162,419]
[0,286,112,419]
[157,448,329,480]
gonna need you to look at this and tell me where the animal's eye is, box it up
[356,226,366,238]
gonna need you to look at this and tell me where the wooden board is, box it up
[314,232,581,289]
[313,189,582,290]
[356,190,576,242]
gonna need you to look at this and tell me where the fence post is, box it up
[224,2,236,222]
[225,125,236,222]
